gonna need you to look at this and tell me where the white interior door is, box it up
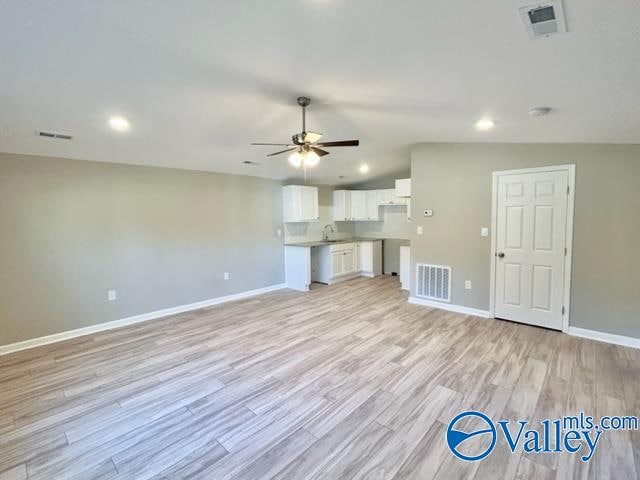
[494,170,569,330]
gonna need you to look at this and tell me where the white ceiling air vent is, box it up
[37,131,73,140]
[519,1,567,39]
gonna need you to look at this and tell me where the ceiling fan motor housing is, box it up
[296,96,311,107]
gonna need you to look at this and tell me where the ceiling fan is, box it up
[251,96,359,168]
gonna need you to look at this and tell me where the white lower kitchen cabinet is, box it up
[359,240,382,277]
[308,240,382,285]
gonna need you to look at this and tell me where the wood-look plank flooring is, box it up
[1,276,639,479]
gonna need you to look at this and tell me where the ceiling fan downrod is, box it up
[297,96,311,138]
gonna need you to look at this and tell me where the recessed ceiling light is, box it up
[359,164,370,174]
[109,116,130,132]
[475,119,495,131]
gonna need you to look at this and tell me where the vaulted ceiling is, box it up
[1,1,639,184]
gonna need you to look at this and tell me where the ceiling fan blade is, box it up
[310,147,330,157]
[315,140,360,147]
[304,131,323,144]
[267,147,297,157]
[251,142,295,146]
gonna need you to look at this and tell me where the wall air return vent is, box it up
[519,1,567,38]
[416,263,451,303]
[37,131,73,140]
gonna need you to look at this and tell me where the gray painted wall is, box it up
[0,153,285,345]
[410,143,640,338]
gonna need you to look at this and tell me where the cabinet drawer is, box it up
[330,242,355,253]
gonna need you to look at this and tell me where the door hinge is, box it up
[567,185,570,195]
[562,306,565,315]
[564,247,567,256]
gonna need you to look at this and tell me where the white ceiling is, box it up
[1,0,639,185]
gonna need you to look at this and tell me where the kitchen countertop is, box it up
[284,238,386,248]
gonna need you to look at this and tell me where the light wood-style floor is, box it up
[1,276,639,479]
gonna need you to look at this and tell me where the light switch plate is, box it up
[277,228,282,237]
[481,227,489,237]
[107,290,117,301]
[224,272,230,280]
[417,226,423,235]
[465,280,472,290]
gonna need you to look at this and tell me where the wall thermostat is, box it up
[423,209,433,217]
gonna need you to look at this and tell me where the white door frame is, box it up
[489,164,576,333]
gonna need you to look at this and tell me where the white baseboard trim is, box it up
[568,327,640,350]
[0,283,288,356]
[408,297,492,318]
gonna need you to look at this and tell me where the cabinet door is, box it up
[378,189,400,205]
[360,242,373,273]
[283,186,300,223]
[331,252,344,277]
[376,189,390,205]
[355,243,362,271]
[350,191,367,220]
[333,190,350,221]
[400,246,411,290]
[342,250,355,274]
[301,186,319,221]
[366,191,379,220]
[395,178,411,197]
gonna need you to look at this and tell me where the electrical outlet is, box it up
[107,290,117,301]
[224,272,230,280]
[423,209,433,217]
[481,227,489,237]
[465,281,472,290]
[417,226,423,235]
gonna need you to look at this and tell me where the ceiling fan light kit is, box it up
[251,97,360,169]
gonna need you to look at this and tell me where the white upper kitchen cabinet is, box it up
[366,190,380,221]
[349,191,368,221]
[395,178,411,197]
[333,190,351,221]
[283,185,319,223]
[377,189,406,206]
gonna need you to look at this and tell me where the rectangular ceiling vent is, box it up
[416,263,451,303]
[37,131,73,141]
[519,1,567,38]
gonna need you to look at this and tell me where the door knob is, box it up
[497,252,505,258]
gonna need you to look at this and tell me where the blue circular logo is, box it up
[446,411,497,461]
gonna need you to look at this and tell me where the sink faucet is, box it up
[322,224,335,241]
